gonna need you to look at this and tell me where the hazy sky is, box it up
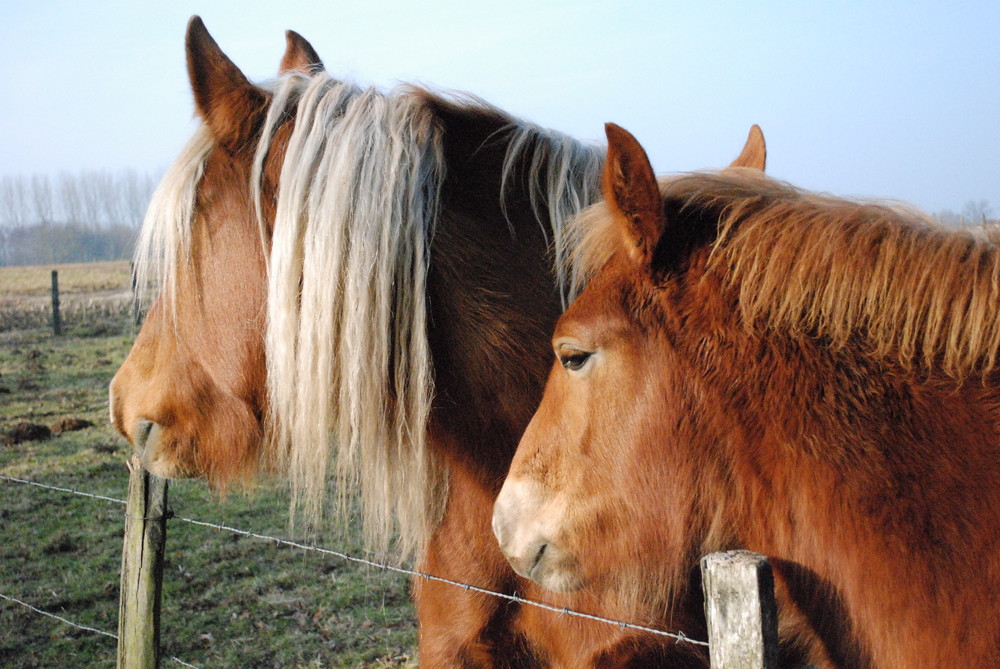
[2,0,997,214]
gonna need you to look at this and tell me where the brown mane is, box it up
[571,170,1000,380]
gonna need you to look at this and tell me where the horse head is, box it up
[109,18,322,486]
[493,123,762,595]
[494,122,1000,668]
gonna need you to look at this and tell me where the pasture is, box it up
[0,262,417,668]
[0,261,134,334]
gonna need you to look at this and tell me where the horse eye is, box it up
[559,351,592,371]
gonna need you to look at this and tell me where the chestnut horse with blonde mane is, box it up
[494,124,1000,668]
[110,17,766,667]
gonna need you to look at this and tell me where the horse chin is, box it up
[140,457,197,480]
[528,549,587,594]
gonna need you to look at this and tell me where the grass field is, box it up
[0,261,138,334]
[0,263,418,668]
[0,261,133,298]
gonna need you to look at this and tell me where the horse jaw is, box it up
[492,477,584,593]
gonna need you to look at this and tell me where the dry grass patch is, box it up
[0,261,132,298]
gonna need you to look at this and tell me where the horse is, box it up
[493,123,1000,668]
[109,17,766,667]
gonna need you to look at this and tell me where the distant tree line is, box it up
[0,168,994,266]
[933,199,996,229]
[0,170,157,266]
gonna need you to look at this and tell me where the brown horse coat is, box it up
[495,124,1000,668]
[111,18,766,668]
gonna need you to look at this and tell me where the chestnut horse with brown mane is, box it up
[494,124,1000,668]
[109,17,766,667]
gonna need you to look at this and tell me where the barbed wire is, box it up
[0,592,199,668]
[0,473,126,505]
[174,513,707,646]
[0,472,708,648]
[0,591,118,641]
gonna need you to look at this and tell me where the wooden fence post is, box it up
[700,550,778,669]
[117,458,169,669]
[50,270,61,336]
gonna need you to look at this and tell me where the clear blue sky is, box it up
[1,0,997,215]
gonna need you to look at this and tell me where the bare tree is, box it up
[962,199,994,226]
[60,172,83,224]
[120,169,156,226]
[0,175,28,227]
[0,168,158,265]
[76,170,104,228]
[30,174,55,225]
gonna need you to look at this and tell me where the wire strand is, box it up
[173,513,707,646]
[0,592,198,668]
[0,474,126,505]
[0,473,708,647]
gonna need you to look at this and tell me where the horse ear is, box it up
[186,16,267,149]
[729,124,766,170]
[603,123,664,265]
[279,30,325,75]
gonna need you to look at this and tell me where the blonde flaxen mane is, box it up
[136,71,603,560]
[571,170,1000,380]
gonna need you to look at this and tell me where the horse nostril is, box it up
[529,543,548,576]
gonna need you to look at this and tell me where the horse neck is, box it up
[666,253,1000,667]
[425,106,569,479]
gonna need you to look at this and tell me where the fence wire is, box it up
[0,592,199,668]
[0,472,709,653]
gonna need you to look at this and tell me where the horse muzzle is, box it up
[110,374,192,480]
[492,478,584,593]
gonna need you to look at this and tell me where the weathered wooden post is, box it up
[50,270,62,336]
[701,550,778,669]
[117,458,169,669]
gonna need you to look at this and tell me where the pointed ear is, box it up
[603,123,664,265]
[729,124,766,170]
[186,16,267,150]
[279,30,325,75]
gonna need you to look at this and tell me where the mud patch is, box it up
[3,422,51,445]
[51,417,94,434]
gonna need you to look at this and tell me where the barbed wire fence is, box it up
[1,472,776,669]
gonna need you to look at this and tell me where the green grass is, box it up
[0,290,418,666]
